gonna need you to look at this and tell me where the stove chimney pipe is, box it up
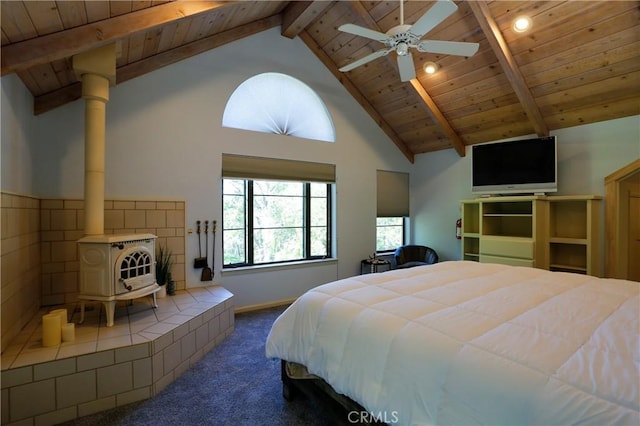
[72,45,116,236]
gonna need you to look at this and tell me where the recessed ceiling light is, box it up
[513,16,532,33]
[424,61,439,75]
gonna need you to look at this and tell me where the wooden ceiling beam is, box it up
[409,79,466,157]
[349,1,383,33]
[298,29,414,163]
[469,1,549,137]
[281,1,334,39]
[34,15,281,115]
[1,1,236,76]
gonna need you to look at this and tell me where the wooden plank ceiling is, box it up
[2,1,639,163]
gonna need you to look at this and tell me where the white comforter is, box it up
[266,261,640,425]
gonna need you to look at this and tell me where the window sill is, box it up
[221,257,337,276]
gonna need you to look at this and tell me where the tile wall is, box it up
[40,199,186,306]
[1,193,42,352]
[1,193,187,353]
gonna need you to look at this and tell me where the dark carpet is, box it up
[63,305,334,426]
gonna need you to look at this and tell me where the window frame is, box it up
[222,178,332,268]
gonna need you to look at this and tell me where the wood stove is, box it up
[78,233,160,326]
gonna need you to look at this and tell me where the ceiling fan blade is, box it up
[338,23,389,42]
[409,0,458,38]
[339,48,391,72]
[397,52,416,82]
[417,40,479,56]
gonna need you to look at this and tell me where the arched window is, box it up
[222,73,335,143]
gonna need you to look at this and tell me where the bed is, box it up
[266,261,639,425]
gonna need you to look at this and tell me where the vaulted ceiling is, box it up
[2,1,639,162]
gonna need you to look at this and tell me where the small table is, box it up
[361,258,391,274]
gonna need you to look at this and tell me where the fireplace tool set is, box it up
[194,220,216,281]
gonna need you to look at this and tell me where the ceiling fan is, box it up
[338,0,479,82]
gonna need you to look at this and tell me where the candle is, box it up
[42,313,61,347]
[50,308,68,325]
[61,323,75,343]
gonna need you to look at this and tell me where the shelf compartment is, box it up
[463,237,480,258]
[550,201,588,239]
[549,243,587,272]
[481,200,534,237]
[482,215,533,238]
[483,201,533,216]
[462,203,480,234]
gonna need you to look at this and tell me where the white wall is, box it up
[1,74,36,194]
[411,115,640,262]
[20,27,411,308]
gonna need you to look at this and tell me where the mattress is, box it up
[265,261,640,425]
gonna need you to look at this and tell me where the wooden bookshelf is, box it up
[460,195,602,276]
[545,195,602,276]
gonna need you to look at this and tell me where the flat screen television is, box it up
[471,136,557,195]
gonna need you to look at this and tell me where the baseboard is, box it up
[234,297,297,314]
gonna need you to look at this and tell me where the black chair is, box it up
[393,245,439,269]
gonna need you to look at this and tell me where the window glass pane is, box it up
[376,217,404,251]
[223,179,245,195]
[224,194,245,228]
[223,229,245,264]
[253,180,303,196]
[310,182,327,197]
[223,179,246,264]
[310,226,327,257]
[310,198,327,226]
[377,217,403,226]
[254,195,303,228]
[254,228,303,263]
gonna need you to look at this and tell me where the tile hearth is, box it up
[1,285,234,425]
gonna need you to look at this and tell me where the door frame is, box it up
[604,159,640,279]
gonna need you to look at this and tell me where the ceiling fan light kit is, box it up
[338,0,479,82]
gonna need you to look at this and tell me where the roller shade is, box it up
[222,154,335,183]
[377,170,409,217]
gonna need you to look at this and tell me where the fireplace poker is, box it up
[194,220,207,268]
